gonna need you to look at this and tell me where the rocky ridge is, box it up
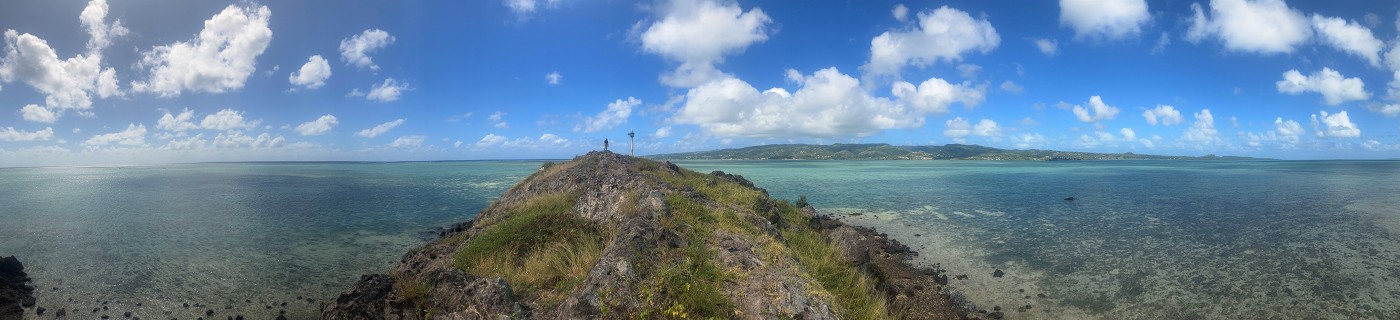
[322,151,967,319]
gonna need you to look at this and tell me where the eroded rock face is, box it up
[323,152,965,319]
[0,256,34,320]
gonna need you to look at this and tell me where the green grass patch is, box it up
[631,194,736,319]
[452,192,607,302]
[772,201,889,319]
[653,168,764,212]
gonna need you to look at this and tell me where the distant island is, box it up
[650,143,1268,161]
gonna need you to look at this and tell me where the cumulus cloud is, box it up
[1120,127,1137,141]
[673,67,982,138]
[1311,15,1383,67]
[973,119,1001,137]
[1071,96,1120,123]
[488,111,508,128]
[654,126,672,138]
[1034,38,1058,56]
[474,133,508,148]
[638,0,771,87]
[340,29,395,71]
[131,4,272,96]
[199,109,260,130]
[943,117,971,142]
[389,135,425,148]
[545,71,562,85]
[503,0,562,16]
[289,55,332,90]
[0,0,126,110]
[576,97,639,133]
[1311,110,1360,138]
[1141,105,1183,125]
[156,109,199,132]
[0,126,54,141]
[365,78,409,102]
[212,131,283,149]
[1186,0,1311,54]
[295,114,338,136]
[864,6,1000,78]
[356,118,405,138]
[1059,0,1150,41]
[1272,117,1304,144]
[84,123,146,146]
[1011,133,1046,148]
[1276,68,1369,105]
[1182,109,1219,142]
[19,104,57,123]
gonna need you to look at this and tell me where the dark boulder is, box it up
[1,256,35,320]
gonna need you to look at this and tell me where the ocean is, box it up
[2,160,1399,319]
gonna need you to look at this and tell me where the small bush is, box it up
[795,195,810,208]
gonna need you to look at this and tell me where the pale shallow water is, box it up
[0,161,540,319]
[676,160,1400,319]
[4,160,1399,319]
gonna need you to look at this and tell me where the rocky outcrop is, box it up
[323,152,965,319]
[1,256,35,320]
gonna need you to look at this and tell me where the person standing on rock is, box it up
[604,139,610,152]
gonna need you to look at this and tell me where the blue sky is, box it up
[2,0,1399,165]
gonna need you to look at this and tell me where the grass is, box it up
[452,192,608,303]
[631,194,736,319]
[771,200,890,320]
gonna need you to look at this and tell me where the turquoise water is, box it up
[676,160,1400,319]
[3,160,1399,319]
[0,161,540,319]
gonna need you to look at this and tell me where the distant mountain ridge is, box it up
[650,143,1267,161]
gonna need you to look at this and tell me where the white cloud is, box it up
[999,80,1023,94]
[892,75,987,114]
[545,71,562,85]
[1369,103,1400,117]
[1274,117,1304,144]
[1186,0,1311,54]
[1120,127,1136,140]
[943,117,971,143]
[1034,38,1058,56]
[474,133,508,147]
[295,114,338,136]
[654,126,672,138]
[84,123,146,146]
[973,119,1001,137]
[19,104,57,123]
[162,134,205,150]
[1141,105,1184,125]
[1071,95,1120,123]
[1011,133,1046,148]
[673,67,981,138]
[1059,0,1150,41]
[157,108,199,132]
[864,6,1000,78]
[199,109,260,130]
[365,78,409,102]
[1311,15,1383,67]
[79,0,128,53]
[131,4,272,96]
[503,0,561,15]
[356,118,405,138]
[1182,109,1219,142]
[1276,68,1369,105]
[0,126,54,141]
[1311,110,1360,138]
[576,97,639,133]
[389,135,425,148]
[339,29,395,71]
[488,111,504,122]
[212,131,283,149]
[892,4,909,22]
[289,55,332,90]
[639,0,771,87]
[0,0,127,110]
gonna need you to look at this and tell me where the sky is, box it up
[2,0,1400,166]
